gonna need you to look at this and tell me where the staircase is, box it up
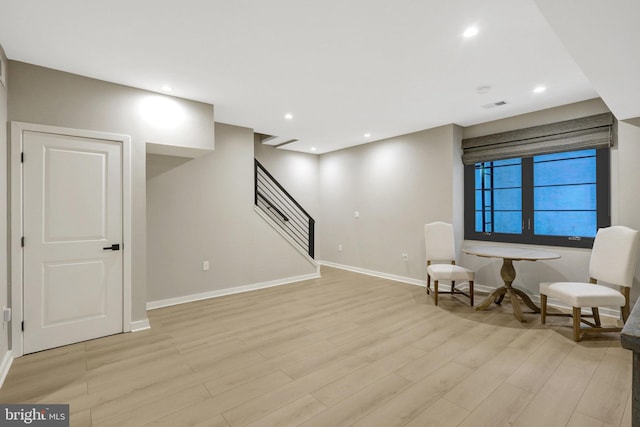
[254,159,315,258]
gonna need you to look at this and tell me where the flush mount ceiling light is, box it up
[463,26,479,38]
[533,85,547,93]
[284,113,294,120]
[160,84,172,92]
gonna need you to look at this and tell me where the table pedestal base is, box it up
[474,258,540,323]
[475,286,540,323]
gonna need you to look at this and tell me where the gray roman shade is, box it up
[461,112,615,165]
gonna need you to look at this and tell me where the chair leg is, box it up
[573,307,582,342]
[434,280,439,306]
[622,301,631,324]
[540,294,547,324]
[451,281,455,295]
[622,286,631,323]
[592,307,601,326]
[426,273,430,295]
[469,280,474,307]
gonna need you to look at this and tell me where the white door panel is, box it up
[43,260,107,326]
[23,131,123,354]
[44,147,109,241]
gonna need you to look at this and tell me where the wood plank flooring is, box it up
[0,266,632,426]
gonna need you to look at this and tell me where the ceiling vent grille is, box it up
[482,100,509,109]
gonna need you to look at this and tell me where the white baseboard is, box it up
[317,260,494,294]
[317,261,621,320]
[146,271,321,311]
[317,260,425,287]
[131,318,151,332]
[0,351,13,389]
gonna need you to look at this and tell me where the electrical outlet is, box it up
[338,244,343,251]
[402,253,408,262]
[353,211,360,218]
[202,261,210,271]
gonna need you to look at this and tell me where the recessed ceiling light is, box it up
[364,133,372,138]
[476,85,491,95]
[310,147,317,152]
[284,113,294,120]
[161,85,172,92]
[533,85,546,93]
[463,26,479,38]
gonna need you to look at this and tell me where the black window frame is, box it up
[464,147,610,248]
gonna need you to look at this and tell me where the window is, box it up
[464,148,609,248]
[473,158,522,234]
[462,113,614,248]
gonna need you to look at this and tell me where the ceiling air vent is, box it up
[482,100,509,109]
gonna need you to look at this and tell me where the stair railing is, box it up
[254,159,315,258]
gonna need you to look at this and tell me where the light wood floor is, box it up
[0,266,632,426]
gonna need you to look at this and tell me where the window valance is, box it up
[461,112,615,165]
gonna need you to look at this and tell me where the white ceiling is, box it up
[0,0,637,154]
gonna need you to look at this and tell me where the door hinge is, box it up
[21,237,24,247]
[21,152,24,163]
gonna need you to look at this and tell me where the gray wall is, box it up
[7,61,215,323]
[283,97,640,312]
[459,99,610,298]
[5,56,639,342]
[0,45,8,360]
[614,119,640,302]
[318,124,462,281]
[146,123,318,303]
[460,99,640,305]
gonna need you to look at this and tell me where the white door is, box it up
[23,130,123,354]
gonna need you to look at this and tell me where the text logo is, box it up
[0,405,69,426]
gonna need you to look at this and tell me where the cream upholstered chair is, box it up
[540,225,640,342]
[425,222,475,306]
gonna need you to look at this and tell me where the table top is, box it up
[463,245,561,261]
